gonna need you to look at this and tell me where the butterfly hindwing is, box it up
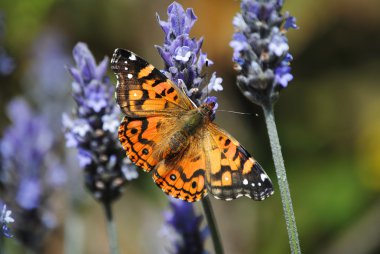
[152,137,207,202]
[205,124,274,201]
[118,114,184,172]
[111,48,193,117]
[118,116,161,172]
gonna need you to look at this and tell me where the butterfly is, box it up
[111,48,274,202]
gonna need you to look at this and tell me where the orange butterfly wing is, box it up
[119,112,208,201]
[112,48,191,172]
[205,124,274,201]
[111,48,193,117]
[118,116,162,171]
[151,123,274,202]
[152,139,208,202]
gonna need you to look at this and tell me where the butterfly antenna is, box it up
[217,109,257,116]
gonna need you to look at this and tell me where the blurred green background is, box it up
[1,0,380,253]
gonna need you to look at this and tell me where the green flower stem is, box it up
[201,196,224,254]
[64,204,84,254]
[262,104,301,254]
[103,201,119,254]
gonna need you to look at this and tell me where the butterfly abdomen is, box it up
[167,132,188,156]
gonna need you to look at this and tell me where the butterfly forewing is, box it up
[111,48,193,117]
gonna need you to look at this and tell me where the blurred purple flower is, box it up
[0,203,14,238]
[0,12,15,75]
[22,30,71,131]
[0,50,14,75]
[161,198,209,254]
[156,1,222,107]
[63,42,137,203]
[230,0,297,106]
[0,98,65,250]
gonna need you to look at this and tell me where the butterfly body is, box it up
[170,102,214,146]
[111,48,274,202]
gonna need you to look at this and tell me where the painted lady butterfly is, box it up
[111,48,274,202]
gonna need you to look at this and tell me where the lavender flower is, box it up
[156,1,223,107]
[63,42,137,203]
[231,2,302,252]
[23,30,71,131]
[230,0,297,106]
[22,30,88,204]
[161,198,209,254]
[0,12,15,75]
[0,98,64,250]
[0,203,14,238]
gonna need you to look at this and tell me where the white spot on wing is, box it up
[129,54,136,61]
[124,61,128,64]
[127,74,133,79]
[243,179,248,185]
[251,183,255,187]
[258,182,261,187]
[124,67,128,70]
[260,174,269,182]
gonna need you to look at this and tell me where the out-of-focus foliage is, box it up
[0,0,380,253]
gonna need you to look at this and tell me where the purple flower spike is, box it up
[63,42,137,203]
[0,98,65,249]
[156,2,222,107]
[157,2,197,43]
[231,0,297,106]
[161,198,209,254]
[23,31,71,133]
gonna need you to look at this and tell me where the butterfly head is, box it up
[201,96,218,122]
